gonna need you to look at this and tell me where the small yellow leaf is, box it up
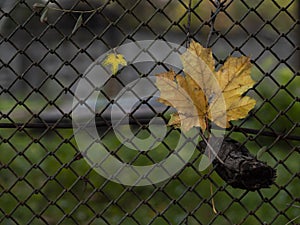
[102,53,127,75]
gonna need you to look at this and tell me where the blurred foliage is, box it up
[110,0,298,33]
[0,127,300,224]
[2,0,297,33]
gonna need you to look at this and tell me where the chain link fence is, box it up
[0,0,299,224]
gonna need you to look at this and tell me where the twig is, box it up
[205,11,216,48]
[285,215,300,225]
[33,1,112,14]
[287,204,300,209]
[285,203,300,225]
[46,5,105,14]
[205,0,226,48]
[185,0,193,47]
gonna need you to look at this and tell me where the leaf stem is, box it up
[198,130,224,164]
[210,182,218,214]
[186,0,193,47]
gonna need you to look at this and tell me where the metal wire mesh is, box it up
[0,0,299,224]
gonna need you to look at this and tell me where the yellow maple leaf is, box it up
[168,113,181,129]
[212,56,256,127]
[156,40,256,131]
[156,70,208,131]
[102,53,127,75]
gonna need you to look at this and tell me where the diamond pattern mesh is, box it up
[0,0,299,224]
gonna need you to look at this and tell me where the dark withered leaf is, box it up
[200,138,276,191]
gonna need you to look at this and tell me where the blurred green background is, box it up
[0,0,299,224]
